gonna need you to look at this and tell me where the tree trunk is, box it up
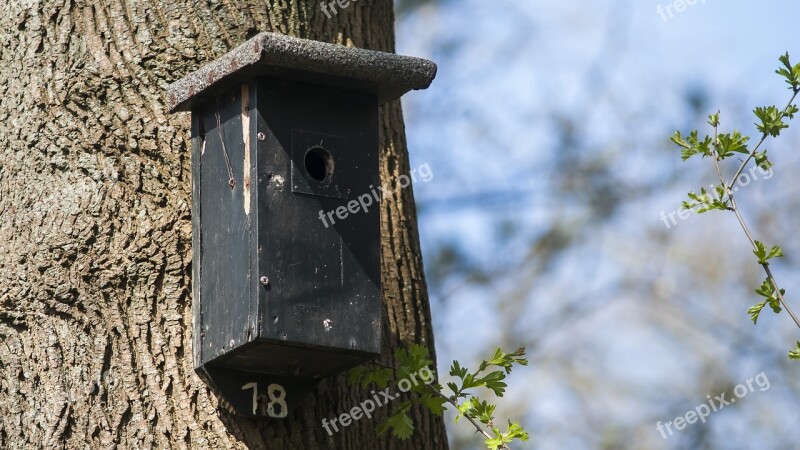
[0,1,448,448]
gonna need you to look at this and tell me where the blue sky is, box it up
[396,1,800,448]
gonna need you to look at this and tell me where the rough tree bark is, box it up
[0,0,448,448]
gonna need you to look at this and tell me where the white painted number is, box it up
[266,383,288,418]
[241,382,258,415]
[241,382,288,418]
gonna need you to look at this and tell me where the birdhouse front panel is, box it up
[252,77,382,376]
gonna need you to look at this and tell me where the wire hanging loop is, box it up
[215,98,236,188]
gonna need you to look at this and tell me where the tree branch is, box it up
[709,96,800,330]
[424,384,511,450]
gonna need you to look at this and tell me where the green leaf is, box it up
[755,279,771,298]
[707,112,720,127]
[779,52,791,71]
[754,151,773,170]
[670,131,697,161]
[472,398,496,423]
[506,421,530,440]
[789,341,800,360]
[450,360,468,379]
[484,421,530,450]
[348,366,366,385]
[715,130,750,159]
[348,366,393,389]
[485,437,505,450]
[768,292,784,314]
[754,241,784,264]
[754,279,784,315]
[420,394,448,416]
[748,301,767,324]
[455,400,472,424]
[378,404,414,439]
[479,348,528,374]
[786,104,799,119]
[683,186,730,213]
[672,130,713,160]
[768,245,784,260]
[754,106,790,137]
[396,343,433,378]
[670,131,691,149]
[446,381,460,397]
[753,241,768,264]
[776,52,800,91]
[477,370,508,397]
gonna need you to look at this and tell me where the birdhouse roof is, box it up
[168,32,437,112]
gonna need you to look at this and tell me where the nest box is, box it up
[167,32,436,418]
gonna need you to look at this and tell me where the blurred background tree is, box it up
[396,0,800,448]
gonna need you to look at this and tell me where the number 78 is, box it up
[241,382,288,418]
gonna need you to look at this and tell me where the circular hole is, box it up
[304,146,334,182]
